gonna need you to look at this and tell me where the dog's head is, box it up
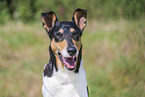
[41,9,87,72]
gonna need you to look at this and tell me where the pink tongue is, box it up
[65,58,75,68]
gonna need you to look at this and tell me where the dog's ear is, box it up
[72,8,87,32]
[41,11,58,35]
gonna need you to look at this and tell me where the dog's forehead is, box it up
[60,21,75,27]
[57,21,78,32]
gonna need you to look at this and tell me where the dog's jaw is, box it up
[57,47,79,71]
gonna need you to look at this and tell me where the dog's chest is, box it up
[42,64,88,97]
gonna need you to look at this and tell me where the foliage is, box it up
[0,0,145,23]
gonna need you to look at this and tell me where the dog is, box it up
[41,8,89,97]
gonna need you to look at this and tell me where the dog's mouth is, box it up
[58,52,76,71]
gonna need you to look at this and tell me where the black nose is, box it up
[67,47,77,56]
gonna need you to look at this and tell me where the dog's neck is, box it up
[42,59,88,97]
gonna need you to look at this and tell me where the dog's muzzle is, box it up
[58,47,77,71]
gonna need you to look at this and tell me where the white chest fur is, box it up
[42,60,88,97]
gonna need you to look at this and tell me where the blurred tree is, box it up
[0,0,144,23]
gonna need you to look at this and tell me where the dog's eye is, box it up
[55,32,63,37]
[72,31,78,36]
[56,33,62,36]
[71,31,80,40]
[54,32,63,41]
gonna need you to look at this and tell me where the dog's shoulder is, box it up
[43,63,53,77]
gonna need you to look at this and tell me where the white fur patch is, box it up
[42,59,88,97]
[60,47,78,58]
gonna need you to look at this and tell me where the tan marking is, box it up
[51,39,64,68]
[55,39,67,51]
[72,38,82,51]
[59,29,63,33]
[51,39,67,53]
[70,28,75,33]
[42,17,50,31]
[51,39,67,68]
[56,57,64,68]
[50,39,57,55]
[52,14,56,27]
[74,12,78,25]
[72,38,82,69]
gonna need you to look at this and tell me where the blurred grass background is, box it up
[0,0,145,97]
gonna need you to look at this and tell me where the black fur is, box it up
[49,45,58,71]
[87,86,89,96]
[43,62,53,77]
[75,45,82,73]
[44,46,58,77]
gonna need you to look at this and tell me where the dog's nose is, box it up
[67,47,77,56]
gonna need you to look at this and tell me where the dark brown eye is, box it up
[71,31,80,41]
[72,31,78,36]
[54,32,63,42]
[55,32,63,37]
[55,32,62,36]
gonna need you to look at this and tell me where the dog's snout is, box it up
[67,47,77,56]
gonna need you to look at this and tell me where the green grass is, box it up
[0,19,145,97]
